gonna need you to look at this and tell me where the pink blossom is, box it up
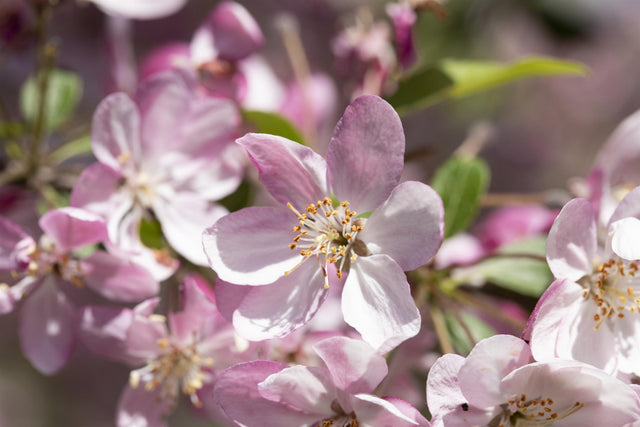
[72,70,242,279]
[214,336,430,427]
[203,95,444,353]
[80,275,250,426]
[527,188,640,378]
[427,335,640,427]
[0,208,157,374]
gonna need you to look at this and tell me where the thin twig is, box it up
[428,304,455,354]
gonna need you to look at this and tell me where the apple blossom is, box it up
[72,70,242,279]
[0,208,157,374]
[203,94,444,353]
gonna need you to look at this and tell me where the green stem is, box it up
[449,289,526,332]
[429,304,455,354]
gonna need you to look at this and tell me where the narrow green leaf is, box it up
[388,56,587,113]
[470,257,552,297]
[431,155,490,238]
[48,134,92,164]
[386,67,454,112]
[20,69,83,132]
[441,56,588,98]
[139,218,165,250]
[242,110,305,145]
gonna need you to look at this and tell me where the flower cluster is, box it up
[4,0,640,426]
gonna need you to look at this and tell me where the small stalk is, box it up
[449,289,527,332]
[429,304,454,354]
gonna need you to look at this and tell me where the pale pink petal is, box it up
[360,181,444,271]
[258,365,336,415]
[116,385,170,427]
[313,336,388,396]
[139,43,191,79]
[214,361,318,427]
[238,133,327,209]
[0,216,30,271]
[168,275,218,345]
[381,397,430,427]
[206,1,264,61]
[231,260,328,341]
[70,162,128,219]
[546,198,596,281]
[608,186,640,225]
[81,251,159,302]
[610,217,640,260]
[125,300,168,360]
[19,277,76,375]
[135,71,191,159]
[154,194,227,266]
[501,361,640,426]
[202,206,301,285]
[351,394,420,426]
[327,95,405,212]
[90,0,187,20]
[522,278,569,342]
[427,353,491,427]
[79,305,142,364]
[91,93,141,173]
[458,335,531,408]
[342,254,420,353]
[213,278,251,323]
[0,276,38,315]
[238,55,286,111]
[39,207,108,252]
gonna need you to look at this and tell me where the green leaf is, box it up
[446,312,496,354]
[20,69,83,132]
[440,56,588,98]
[470,256,552,297]
[48,134,92,164]
[139,218,165,250]
[386,67,454,112]
[431,155,490,238]
[242,110,305,145]
[497,235,547,257]
[388,56,587,112]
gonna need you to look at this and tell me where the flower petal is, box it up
[91,93,141,173]
[39,207,108,252]
[90,0,187,19]
[70,162,128,219]
[258,365,336,415]
[313,336,388,396]
[361,181,444,271]
[203,1,264,61]
[351,394,420,426]
[457,335,531,408]
[546,198,596,281]
[610,217,640,260]
[238,133,328,209]
[609,186,640,225]
[81,251,159,302]
[79,305,141,364]
[231,260,328,340]
[116,385,170,427]
[0,216,30,271]
[19,277,76,375]
[214,361,318,427]
[154,194,227,266]
[342,254,420,353]
[202,206,301,285]
[327,95,405,212]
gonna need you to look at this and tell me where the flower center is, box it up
[580,257,640,330]
[129,335,214,409]
[488,394,584,427]
[285,197,367,289]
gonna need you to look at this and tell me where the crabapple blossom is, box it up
[426,335,640,427]
[139,1,284,111]
[0,207,157,374]
[80,275,251,427]
[527,188,640,377]
[71,70,242,279]
[203,94,444,353]
[214,336,430,427]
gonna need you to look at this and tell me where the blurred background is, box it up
[2,0,640,425]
